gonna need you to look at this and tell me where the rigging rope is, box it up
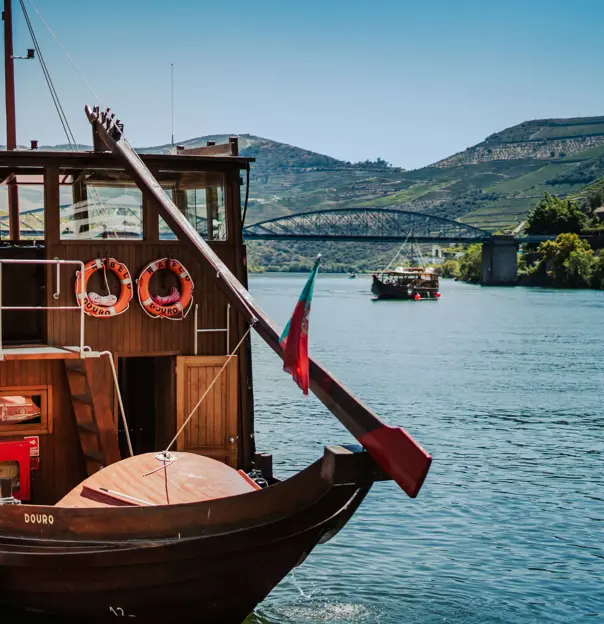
[378,229,413,278]
[28,0,105,107]
[21,1,126,238]
[20,0,76,148]
[415,240,428,267]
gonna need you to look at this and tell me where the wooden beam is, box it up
[71,170,89,236]
[321,445,389,486]
[143,196,159,241]
[206,186,217,240]
[84,105,432,498]
[225,169,242,246]
[4,0,19,241]
[43,164,60,245]
[0,150,253,170]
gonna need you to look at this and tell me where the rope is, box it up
[26,1,141,239]
[99,350,134,457]
[163,463,170,504]
[164,323,255,453]
[378,229,412,278]
[415,240,427,267]
[102,257,111,296]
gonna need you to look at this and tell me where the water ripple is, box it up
[248,276,604,624]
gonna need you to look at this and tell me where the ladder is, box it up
[64,358,121,476]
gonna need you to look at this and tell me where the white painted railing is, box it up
[0,259,86,358]
[194,303,230,355]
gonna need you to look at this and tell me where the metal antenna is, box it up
[171,62,174,149]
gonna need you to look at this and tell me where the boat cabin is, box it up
[381,267,439,287]
[0,142,256,505]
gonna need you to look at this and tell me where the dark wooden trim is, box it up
[206,186,217,241]
[0,384,52,436]
[142,196,159,242]
[321,445,389,485]
[58,239,233,247]
[222,169,252,466]
[4,0,19,241]
[43,164,60,245]
[0,150,253,170]
[8,181,19,240]
[226,169,242,247]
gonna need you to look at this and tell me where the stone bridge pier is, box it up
[481,235,519,285]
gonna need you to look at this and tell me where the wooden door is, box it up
[175,356,238,467]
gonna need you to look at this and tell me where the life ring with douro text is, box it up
[137,258,194,320]
[75,258,133,318]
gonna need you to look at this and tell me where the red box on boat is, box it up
[0,440,31,501]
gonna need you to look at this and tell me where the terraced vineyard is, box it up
[3,116,604,268]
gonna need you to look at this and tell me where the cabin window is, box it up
[0,178,45,241]
[0,386,51,436]
[58,169,143,240]
[159,171,227,241]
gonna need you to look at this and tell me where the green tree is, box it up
[591,249,604,289]
[526,192,586,235]
[440,258,459,279]
[537,233,596,288]
[457,244,482,283]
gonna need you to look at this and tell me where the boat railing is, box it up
[193,302,230,355]
[0,259,86,359]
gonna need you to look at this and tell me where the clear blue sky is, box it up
[5,0,604,169]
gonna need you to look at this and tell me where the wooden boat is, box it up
[0,396,40,424]
[372,267,440,300]
[0,447,381,621]
[0,2,432,620]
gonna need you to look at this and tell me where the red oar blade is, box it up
[360,425,432,498]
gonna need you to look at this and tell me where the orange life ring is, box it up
[75,258,133,317]
[137,258,194,320]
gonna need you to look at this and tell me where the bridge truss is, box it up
[243,208,491,243]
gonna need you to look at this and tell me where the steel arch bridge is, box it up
[242,207,491,244]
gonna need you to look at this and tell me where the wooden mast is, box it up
[85,106,432,498]
[3,0,19,240]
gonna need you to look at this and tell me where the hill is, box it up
[6,116,604,271]
[157,118,604,234]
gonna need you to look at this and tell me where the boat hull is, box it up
[0,446,379,622]
[371,275,439,300]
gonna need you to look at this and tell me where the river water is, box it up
[247,275,604,624]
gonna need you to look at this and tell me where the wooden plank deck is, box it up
[0,345,83,360]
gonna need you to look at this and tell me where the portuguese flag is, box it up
[279,255,321,395]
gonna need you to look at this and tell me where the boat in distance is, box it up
[372,266,441,300]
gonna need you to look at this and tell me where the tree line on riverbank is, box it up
[444,191,604,289]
